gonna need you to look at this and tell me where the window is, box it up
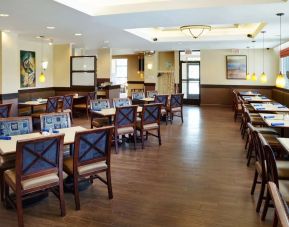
[111,59,128,85]
[282,56,289,78]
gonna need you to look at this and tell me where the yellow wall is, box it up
[53,44,71,87]
[158,51,174,72]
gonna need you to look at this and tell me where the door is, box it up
[180,61,200,105]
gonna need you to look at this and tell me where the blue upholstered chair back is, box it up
[146,91,158,98]
[131,92,145,100]
[40,113,71,131]
[142,104,161,125]
[74,127,113,166]
[154,95,168,107]
[0,117,32,136]
[46,97,59,113]
[113,98,131,108]
[170,94,184,108]
[114,106,137,128]
[16,135,64,177]
[0,103,11,118]
[90,99,110,111]
[63,95,74,110]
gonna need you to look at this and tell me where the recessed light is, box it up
[0,14,9,17]
[74,33,82,36]
[46,26,55,29]
[102,46,108,49]
[2,30,10,33]
[48,42,53,46]
[104,40,109,44]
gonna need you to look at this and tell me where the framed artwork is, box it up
[226,55,247,80]
[20,50,36,88]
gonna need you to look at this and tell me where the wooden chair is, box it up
[62,95,74,123]
[63,126,113,210]
[131,92,145,105]
[146,91,158,98]
[261,134,289,221]
[4,134,66,227]
[154,95,169,125]
[74,92,96,119]
[233,91,242,122]
[268,181,289,227]
[90,99,111,128]
[113,105,138,153]
[136,103,162,149]
[167,93,184,124]
[112,98,131,108]
[40,112,71,131]
[0,103,12,118]
[0,116,33,201]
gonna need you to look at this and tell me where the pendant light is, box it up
[260,31,267,83]
[246,46,251,80]
[251,40,257,81]
[39,36,46,83]
[276,13,285,88]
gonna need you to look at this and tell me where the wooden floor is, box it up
[0,106,274,227]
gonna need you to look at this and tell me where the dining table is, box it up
[250,103,289,113]
[239,91,261,96]
[277,138,289,153]
[139,97,155,103]
[242,96,272,103]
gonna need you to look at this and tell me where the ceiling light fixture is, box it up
[39,36,47,83]
[180,25,211,39]
[260,31,267,83]
[0,13,9,17]
[276,13,285,88]
[46,26,55,29]
[74,33,82,36]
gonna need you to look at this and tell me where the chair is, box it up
[154,95,169,124]
[113,98,131,108]
[90,99,111,128]
[0,116,33,201]
[233,91,242,122]
[131,92,145,100]
[0,103,12,118]
[268,181,289,227]
[113,106,138,153]
[63,126,113,210]
[167,93,184,124]
[4,134,66,227]
[62,95,74,123]
[74,92,96,119]
[136,103,161,149]
[40,112,71,131]
[146,91,158,98]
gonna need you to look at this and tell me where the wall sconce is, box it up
[147,63,153,70]
[42,61,48,70]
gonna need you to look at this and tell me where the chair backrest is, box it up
[254,131,267,182]
[15,134,64,184]
[73,126,113,173]
[0,103,12,118]
[131,92,145,100]
[141,104,162,126]
[62,95,74,110]
[46,96,59,113]
[170,94,184,108]
[259,133,279,187]
[114,105,137,128]
[154,95,169,107]
[268,181,289,227]
[90,99,110,111]
[113,98,132,108]
[0,116,33,136]
[87,92,96,104]
[146,91,158,98]
[40,112,71,131]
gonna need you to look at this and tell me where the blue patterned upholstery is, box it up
[40,113,71,131]
[143,104,161,124]
[147,91,158,98]
[131,92,145,100]
[170,94,183,108]
[22,138,59,175]
[154,95,168,107]
[113,98,131,107]
[0,104,11,118]
[78,131,107,162]
[63,95,73,110]
[90,99,110,111]
[46,97,59,113]
[0,118,32,136]
[115,106,136,127]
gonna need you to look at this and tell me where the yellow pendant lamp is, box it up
[276,13,285,88]
[39,36,47,83]
[251,72,257,81]
[260,31,267,83]
[39,71,46,83]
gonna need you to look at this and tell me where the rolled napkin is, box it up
[271,122,284,126]
[0,136,11,140]
[256,107,266,110]
[42,129,60,134]
[261,97,268,99]
[277,106,286,108]
[264,115,275,119]
[253,104,262,106]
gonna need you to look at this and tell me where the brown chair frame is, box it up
[0,103,12,118]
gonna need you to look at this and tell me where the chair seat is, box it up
[117,127,134,135]
[263,134,281,148]
[169,107,182,112]
[255,161,263,175]
[161,109,167,114]
[0,155,15,170]
[74,104,89,109]
[278,180,289,203]
[137,122,159,130]
[251,117,266,126]
[4,169,59,190]
[63,157,107,176]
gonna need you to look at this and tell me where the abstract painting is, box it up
[226,55,247,80]
[20,50,36,88]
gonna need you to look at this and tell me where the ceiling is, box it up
[0,0,289,53]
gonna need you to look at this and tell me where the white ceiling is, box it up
[0,0,289,53]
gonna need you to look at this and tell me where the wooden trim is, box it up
[127,81,144,84]
[54,86,95,92]
[281,47,289,58]
[144,83,155,86]
[18,87,54,94]
[0,93,18,100]
[273,87,289,92]
[97,78,110,83]
[200,84,274,89]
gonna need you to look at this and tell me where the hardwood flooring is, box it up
[0,106,274,226]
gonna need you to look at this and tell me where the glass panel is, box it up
[182,63,187,80]
[188,81,199,95]
[72,72,94,86]
[188,64,200,79]
[182,82,188,99]
[180,51,200,61]
[111,59,128,85]
[72,57,95,71]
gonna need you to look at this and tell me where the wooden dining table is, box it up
[277,138,289,153]
[239,91,261,96]
[242,96,272,103]
[250,103,289,113]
